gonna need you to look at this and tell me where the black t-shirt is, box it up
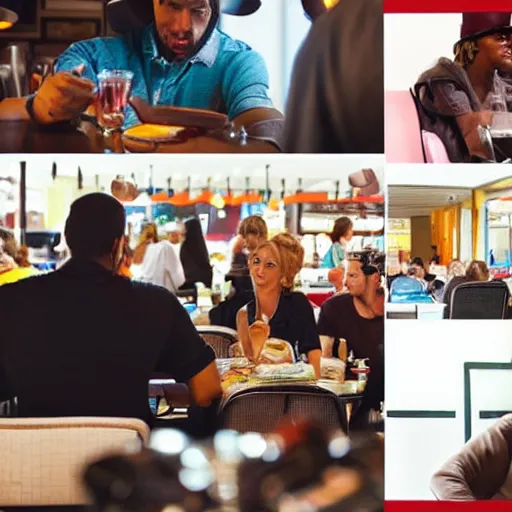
[0,259,215,426]
[282,0,383,153]
[246,291,321,357]
[317,293,384,408]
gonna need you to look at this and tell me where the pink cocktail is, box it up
[96,69,134,131]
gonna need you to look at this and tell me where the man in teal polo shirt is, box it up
[28,0,281,146]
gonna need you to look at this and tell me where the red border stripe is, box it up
[384,1,512,13]
[386,502,512,511]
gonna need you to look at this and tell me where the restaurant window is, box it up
[387,218,411,274]
[486,200,512,267]
[459,208,472,264]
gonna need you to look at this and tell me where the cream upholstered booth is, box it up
[0,417,150,506]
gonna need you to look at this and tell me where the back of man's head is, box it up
[65,193,126,260]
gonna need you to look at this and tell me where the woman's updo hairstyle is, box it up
[253,232,304,290]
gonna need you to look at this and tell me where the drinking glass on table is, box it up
[490,93,507,113]
[96,69,133,134]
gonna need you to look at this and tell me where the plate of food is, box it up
[221,367,252,392]
[130,97,228,130]
[253,362,316,382]
[258,339,295,365]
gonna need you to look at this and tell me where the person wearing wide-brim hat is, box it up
[24,0,284,151]
[414,12,512,163]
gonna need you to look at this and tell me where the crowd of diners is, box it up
[388,256,495,317]
[0,192,384,437]
[0,0,383,154]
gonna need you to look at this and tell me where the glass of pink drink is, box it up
[96,69,134,132]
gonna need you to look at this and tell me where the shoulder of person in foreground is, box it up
[282,0,383,153]
[431,414,512,500]
[133,279,222,406]
[54,31,135,84]
[218,33,277,121]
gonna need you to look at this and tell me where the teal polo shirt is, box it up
[55,23,273,129]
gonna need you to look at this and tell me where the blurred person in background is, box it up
[166,221,183,257]
[118,237,134,278]
[410,257,436,284]
[318,253,384,430]
[283,0,383,153]
[328,266,345,294]
[0,228,39,286]
[133,222,159,265]
[0,193,222,426]
[138,225,186,295]
[208,216,268,329]
[443,259,490,317]
[229,215,269,277]
[179,218,213,298]
[447,258,467,282]
[236,233,322,377]
[322,217,353,269]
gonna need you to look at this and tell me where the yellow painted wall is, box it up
[45,177,97,230]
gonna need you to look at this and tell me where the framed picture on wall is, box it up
[0,0,41,39]
[42,17,101,42]
[42,0,103,12]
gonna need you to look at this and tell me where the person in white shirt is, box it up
[138,239,186,295]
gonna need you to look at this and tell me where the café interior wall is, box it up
[410,216,431,265]
[45,177,96,231]
[385,13,461,91]
[385,320,512,500]
[220,0,310,113]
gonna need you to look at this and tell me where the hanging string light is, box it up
[78,168,83,190]
[51,162,57,181]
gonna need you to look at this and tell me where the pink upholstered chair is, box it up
[0,417,149,506]
[385,90,451,163]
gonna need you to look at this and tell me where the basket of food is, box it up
[252,362,316,383]
[320,357,346,382]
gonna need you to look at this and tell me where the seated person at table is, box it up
[415,12,512,162]
[442,259,489,318]
[235,233,322,377]
[317,253,384,428]
[209,215,268,329]
[0,229,39,286]
[0,193,222,426]
[26,0,282,148]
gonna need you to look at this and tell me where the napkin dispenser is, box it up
[0,43,28,97]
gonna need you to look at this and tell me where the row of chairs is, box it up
[0,326,355,506]
[0,384,348,507]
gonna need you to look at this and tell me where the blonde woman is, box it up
[133,222,158,265]
[443,260,490,317]
[236,233,322,377]
[0,230,38,286]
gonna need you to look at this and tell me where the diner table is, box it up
[148,376,365,423]
[386,301,446,320]
[0,119,280,154]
